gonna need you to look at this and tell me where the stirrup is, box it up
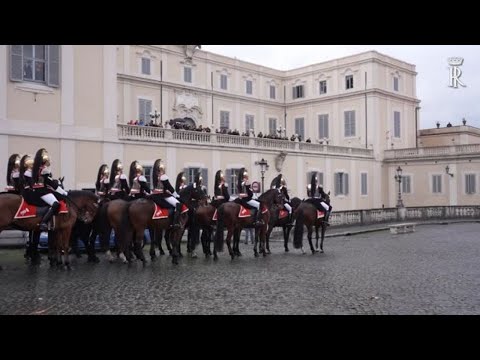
[39,222,49,231]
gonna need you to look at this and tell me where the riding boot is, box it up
[254,208,264,226]
[39,202,60,232]
[172,203,182,229]
[286,212,294,227]
[324,210,331,226]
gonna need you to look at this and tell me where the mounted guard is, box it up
[129,161,151,199]
[26,148,68,231]
[271,174,293,226]
[236,167,263,225]
[108,159,130,200]
[212,170,230,207]
[306,173,331,225]
[5,154,21,194]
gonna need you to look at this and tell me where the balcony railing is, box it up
[384,144,480,159]
[117,125,374,157]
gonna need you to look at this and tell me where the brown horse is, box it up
[127,184,204,265]
[187,194,219,259]
[0,190,99,269]
[292,193,331,254]
[214,189,284,259]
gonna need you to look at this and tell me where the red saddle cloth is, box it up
[238,205,268,218]
[14,198,68,219]
[317,210,325,219]
[152,204,188,220]
[212,209,218,221]
[279,209,289,219]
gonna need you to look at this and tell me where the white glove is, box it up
[173,191,180,199]
[56,187,68,196]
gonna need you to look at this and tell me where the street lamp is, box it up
[394,166,404,208]
[255,158,269,193]
[150,109,161,126]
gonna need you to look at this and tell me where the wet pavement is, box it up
[1,223,480,315]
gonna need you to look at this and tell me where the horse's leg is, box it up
[157,229,165,255]
[134,229,147,266]
[260,225,267,257]
[283,226,289,252]
[170,230,180,265]
[165,229,172,254]
[88,226,100,263]
[149,227,156,261]
[320,224,326,253]
[234,229,242,257]
[266,225,273,254]
[253,227,259,257]
[30,230,42,265]
[315,225,320,252]
[24,230,33,261]
[307,226,315,254]
[225,227,234,260]
[63,228,73,270]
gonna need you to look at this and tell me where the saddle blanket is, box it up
[14,198,68,219]
[279,209,289,219]
[317,210,325,219]
[152,203,188,220]
[238,205,268,218]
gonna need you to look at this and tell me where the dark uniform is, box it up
[212,170,230,207]
[108,159,130,200]
[128,161,151,200]
[19,155,33,195]
[271,174,293,225]
[5,154,21,194]
[236,167,262,225]
[27,148,68,231]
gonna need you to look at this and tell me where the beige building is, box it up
[1,45,479,210]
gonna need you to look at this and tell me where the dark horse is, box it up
[266,197,303,253]
[214,189,284,259]
[128,184,204,265]
[0,190,99,269]
[292,193,331,254]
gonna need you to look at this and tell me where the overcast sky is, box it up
[202,45,480,130]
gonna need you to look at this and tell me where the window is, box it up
[269,118,277,135]
[346,75,354,90]
[394,77,399,91]
[270,85,276,99]
[184,67,192,83]
[466,174,476,194]
[318,172,324,187]
[220,111,230,130]
[394,111,401,138]
[318,114,329,139]
[186,167,200,185]
[245,114,254,133]
[402,175,411,194]
[138,99,152,123]
[432,175,442,193]
[319,80,327,95]
[344,111,356,137]
[227,168,241,195]
[361,173,368,195]
[143,166,154,188]
[295,117,305,139]
[220,74,228,90]
[10,45,60,87]
[292,85,304,99]
[141,58,151,75]
[334,172,349,196]
[246,80,253,95]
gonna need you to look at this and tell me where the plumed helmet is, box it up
[96,164,109,191]
[129,161,143,187]
[194,171,202,187]
[110,159,123,185]
[7,154,20,184]
[271,174,283,189]
[175,171,187,193]
[310,173,317,195]
[33,148,50,183]
[153,159,163,188]
[214,170,224,188]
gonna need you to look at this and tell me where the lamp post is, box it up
[394,166,404,208]
[150,109,161,126]
[255,158,269,193]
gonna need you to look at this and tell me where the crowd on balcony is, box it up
[125,118,313,142]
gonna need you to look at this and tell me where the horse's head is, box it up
[68,190,100,224]
[322,191,331,204]
[258,188,284,209]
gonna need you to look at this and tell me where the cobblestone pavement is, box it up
[1,223,480,315]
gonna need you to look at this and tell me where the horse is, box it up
[0,190,99,269]
[214,188,284,259]
[127,184,204,265]
[265,197,303,254]
[292,193,331,254]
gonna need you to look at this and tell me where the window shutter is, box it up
[344,173,349,195]
[47,45,60,87]
[334,173,339,196]
[139,99,145,121]
[10,45,23,82]
[292,87,296,99]
[145,101,152,122]
[226,168,232,194]
[318,172,324,187]
[201,168,208,194]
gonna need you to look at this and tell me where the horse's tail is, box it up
[293,207,304,249]
[214,205,225,252]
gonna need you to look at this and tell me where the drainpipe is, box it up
[415,106,421,148]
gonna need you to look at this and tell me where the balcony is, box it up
[384,144,480,160]
[117,125,374,158]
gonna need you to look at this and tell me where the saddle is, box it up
[212,204,268,221]
[14,197,68,219]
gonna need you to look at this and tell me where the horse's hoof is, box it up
[159,250,165,256]
[284,248,289,252]
[172,258,178,265]
[230,254,235,260]
[320,250,324,253]
[266,249,271,254]
[150,256,156,262]
[254,252,259,258]
[236,251,242,257]
[263,252,267,257]
[213,255,218,261]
